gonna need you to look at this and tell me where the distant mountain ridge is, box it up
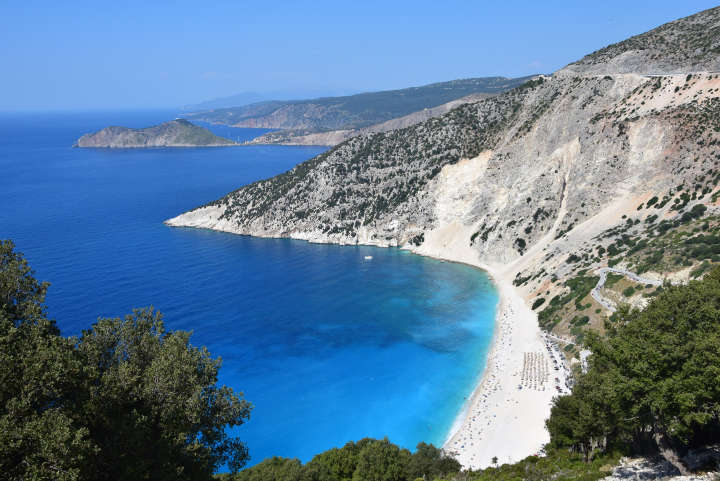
[75,119,236,148]
[244,92,495,146]
[183,76,535,135]
[182,88,358,112]
[183,92,271,111]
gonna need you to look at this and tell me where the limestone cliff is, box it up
[75,119,236,148]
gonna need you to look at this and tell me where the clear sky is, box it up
[1,0,717,111]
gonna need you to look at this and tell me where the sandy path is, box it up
[591,267,663,312]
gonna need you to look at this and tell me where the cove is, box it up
[0,111,498,465]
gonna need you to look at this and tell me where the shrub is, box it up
[532,297,546,310]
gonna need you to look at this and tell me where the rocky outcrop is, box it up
[601,447,720,481]
[75,119,236,148]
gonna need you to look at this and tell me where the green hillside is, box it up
[185,76,536,132]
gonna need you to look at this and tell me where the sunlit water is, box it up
[0,111,498,465]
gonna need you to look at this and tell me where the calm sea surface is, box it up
[0,111,498,465]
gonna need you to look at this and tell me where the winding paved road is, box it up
[590,267,662,313]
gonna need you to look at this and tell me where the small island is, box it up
[74,119,236,148]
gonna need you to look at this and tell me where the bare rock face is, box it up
[601,448,720,481]
[166,7,720,293]
[75,119,235,148]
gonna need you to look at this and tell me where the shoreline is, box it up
[408,243,570,470]
[164,222,565,470]
[441,285,504,446]
[443,282,505,440]
[439,276,566,469]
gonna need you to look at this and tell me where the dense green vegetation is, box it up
[215,443,621,481]
[546,267,720,473]
[601,212,720,276]
[217,439,461,481]
[537,274,599,332]
[216,441,623,481]
[0,240,252,481]
[450,450,620,481]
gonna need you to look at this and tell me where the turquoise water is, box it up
[0,111,498,465]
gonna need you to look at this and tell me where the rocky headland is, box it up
[75,119,236,148]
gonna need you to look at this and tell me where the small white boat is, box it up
[364,255,373,260]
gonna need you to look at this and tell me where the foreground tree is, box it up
[226,438,460,481]
[0,240,90,480]
[547,267,720,472]
[219,457,304,481]
[0,240,252,481]
[407,442,461,480]
[352,438,412,481]
[77,308,253,480]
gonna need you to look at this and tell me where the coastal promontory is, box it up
[74,119,236,148]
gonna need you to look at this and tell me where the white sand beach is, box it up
[410,222,572,470]
[441,277,571,469]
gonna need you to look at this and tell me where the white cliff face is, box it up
[412,152,492,268]
[165,205,236,232]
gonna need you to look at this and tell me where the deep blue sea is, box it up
[0,110,498,466]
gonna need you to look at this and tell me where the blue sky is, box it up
[1,1,717,110]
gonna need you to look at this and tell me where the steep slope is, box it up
[184,76,534,133]
[75,119,236,148]
[168,70,720,257]
[168,6,720,324]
